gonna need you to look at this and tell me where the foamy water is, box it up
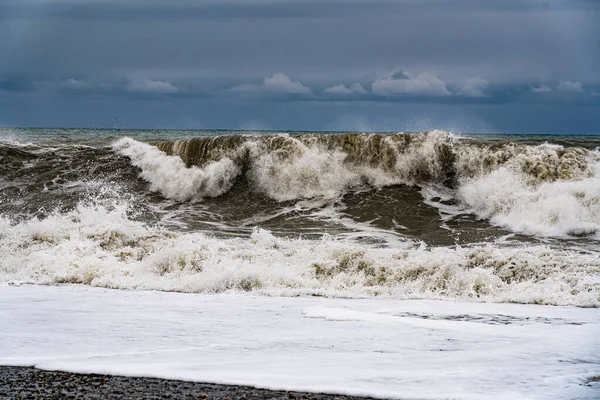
[116,131,600,239]
[2,128,600,399]
[2,285,599,399]
[0,129,598,307]
[1,197,598,306]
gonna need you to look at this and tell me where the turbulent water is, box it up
[1,128,599,306]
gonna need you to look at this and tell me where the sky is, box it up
[0,0,599,133]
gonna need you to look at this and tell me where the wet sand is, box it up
[0,366,386,400]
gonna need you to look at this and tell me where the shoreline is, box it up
[0,366,387,400]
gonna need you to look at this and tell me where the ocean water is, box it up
[1,128,600,399]
[1,128,599,306]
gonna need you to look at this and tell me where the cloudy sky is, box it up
[1,0,599,133]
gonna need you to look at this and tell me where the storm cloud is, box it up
[0,0,598,132]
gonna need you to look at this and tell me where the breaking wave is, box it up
[2,130,599,307]
[113,131,600,238]
[1,199,598,307]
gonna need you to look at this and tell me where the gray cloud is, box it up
[2,0,598,84]
[349,83,367,94]
[126,78,179,94]
[371,72,451,97]
[4,1,599,22]
[0,0,598,132]
[456,78,489,98]
[263,73,312,95]
[556,80,584,93]
[230,73,313,97]
[531,85,553,93]
[0,77,35,92]
[61,78,90,90]
[324,84,354,95]
[324,83,366,96]
[0,1,393,21]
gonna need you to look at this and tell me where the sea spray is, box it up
[1,198,598,306]
[118,131,600,238]
[2,130,599,307]
[114,137,240,202]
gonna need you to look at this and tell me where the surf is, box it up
[112,131,600,239]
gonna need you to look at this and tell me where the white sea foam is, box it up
[113,137,240,202]
[0,133,36,147]
[245,139,362,201]
[1,200,598,306]
[2,285,599,399]
[114,133,600,239]
[458,162,600,238]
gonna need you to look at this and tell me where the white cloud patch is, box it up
[324,83,367,95]
[456,77,488,97]
[126,78,179,94]
[371,71,451,96]
[263,73,312,95]
[556,80,584,93]
[324,84,353,95]
[230,73,313,96]
[530,85,553,93]
[62,78,90,90]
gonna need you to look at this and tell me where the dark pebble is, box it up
[0,366,390,400]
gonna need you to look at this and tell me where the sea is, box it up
[1,128,599,399]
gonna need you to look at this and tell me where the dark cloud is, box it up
[3,1,599,22]
[0,0,598,132]
[2,0,598,81]
[1,1,391,21]
[0,77,35,92]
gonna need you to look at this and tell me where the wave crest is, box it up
[114,137,240,202]
[114,132,600,238]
